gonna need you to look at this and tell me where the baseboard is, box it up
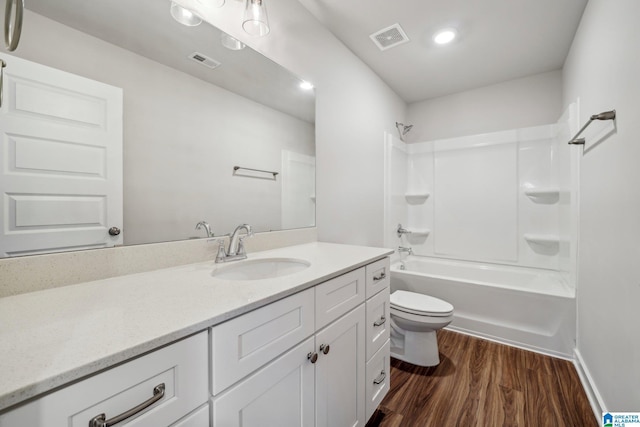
[573,348,606,422]
[445,325,573,361]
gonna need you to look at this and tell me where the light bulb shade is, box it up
[243,0,270,37]
[170,2,202,27]
[206,0,226,8]
[221,33,246,50]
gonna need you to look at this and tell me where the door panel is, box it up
[212,337,315,427]
[315,305,366,427]
[0,53,123,257]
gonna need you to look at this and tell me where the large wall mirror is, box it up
[0,0,316,258]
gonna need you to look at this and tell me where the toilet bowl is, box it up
[390,290,454,367]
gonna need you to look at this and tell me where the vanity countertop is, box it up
[0,242,392,413]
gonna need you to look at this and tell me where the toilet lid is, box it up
[390,290,454,317]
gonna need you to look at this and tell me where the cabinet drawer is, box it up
[315,267,365,329]
[365,339,391,421]
[365,257,390,298]
[211,287,314,395]
[0,332,208,427]
[366,286,390,361]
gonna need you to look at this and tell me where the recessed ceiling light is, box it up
[433,28,457,45]
[221,33,246,51]
[170,2,202,27]
[299,81,314,90]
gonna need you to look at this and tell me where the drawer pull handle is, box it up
[373,370,386,385]
[320,344,330,355]
[89,383,165,427]
[373,316,386,327]
[373,272,386,281]
[308,352,318,364]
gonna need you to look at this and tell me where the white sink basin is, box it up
[211,258,311,280]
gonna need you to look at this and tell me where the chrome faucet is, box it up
[397,223,412,238]
[195,220,213,237]
[398,246,413,255]
[215,224,254,263]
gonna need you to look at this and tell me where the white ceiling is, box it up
[24,0,588,110]
[299,0,588,103]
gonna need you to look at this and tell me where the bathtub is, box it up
[391,256,576,358]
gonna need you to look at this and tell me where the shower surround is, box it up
[384,103,580,356]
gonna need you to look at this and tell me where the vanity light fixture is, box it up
[433,28,457,45]
[243,0,270,37]
[170,1,202,26]
[299,80,314,90]
[221,32,246,50]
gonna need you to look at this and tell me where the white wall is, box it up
[407,70,562,142]
[2,11,315,245]
[181,0,407,247]
[563,0,640,412]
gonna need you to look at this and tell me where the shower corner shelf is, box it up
[406,229,430,237]
[524,233,559,243]
[404,192,430,203]
[523,233,560,255]
[524,188,561,204]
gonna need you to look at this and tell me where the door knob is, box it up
[108,227,121,236]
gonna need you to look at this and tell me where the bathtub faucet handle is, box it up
[398,246,413,255]
[397,223,412,238]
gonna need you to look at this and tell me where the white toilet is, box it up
[390,290,454,367]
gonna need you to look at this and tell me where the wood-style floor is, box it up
[367,330,597,427]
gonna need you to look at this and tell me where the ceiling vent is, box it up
[370,23,410,51]
[188,52,221,69]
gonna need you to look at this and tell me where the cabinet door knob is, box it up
[320,344,330,355]
[108,226,121,236]
[307,352,318,363]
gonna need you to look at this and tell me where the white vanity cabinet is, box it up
[0,253,391,427]
[211,257,390,427]
[0,332,208,427]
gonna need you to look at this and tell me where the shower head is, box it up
[590,110,616,121]
[395,122,413,141]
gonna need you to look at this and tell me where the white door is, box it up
[212,337,316,427]
[281,150,315,229]
[316,305,366,427]
[0,53,123,257]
